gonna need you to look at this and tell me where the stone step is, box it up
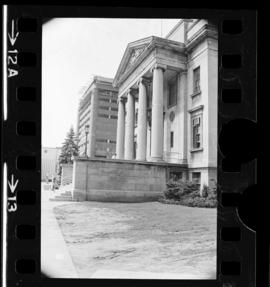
[54,195,73,199]
[62,191,72,195]
[58,188,72,194]
[49,197,75,202]
[57,192,72,197]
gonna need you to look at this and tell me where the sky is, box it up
[42,18,181,147]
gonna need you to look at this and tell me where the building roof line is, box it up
[165,19,194,39]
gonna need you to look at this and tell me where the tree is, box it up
[58,126,79,169]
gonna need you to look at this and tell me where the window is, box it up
[170,131,174,148]
[193,66,200,94]
[99,98,110,103]
[98,113,109,118]
[192,172,201,185]
[192,116,201,149]
[134,141,137,159]
[170,172,182,181]
[96,138,107,143]
[110,115,118,119]
[168,77,177,107]
[99,106,109,110]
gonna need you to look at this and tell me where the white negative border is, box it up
[2,163,7,287]
[3,5,7,121]
[2,6,8,287]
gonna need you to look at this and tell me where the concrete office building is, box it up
[77,76,119,158]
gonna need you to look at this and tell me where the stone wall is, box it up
[72,157,187,202]
[61,164,73,186]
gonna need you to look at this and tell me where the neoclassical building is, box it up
[72,19,218,202]
[113,19,218,188]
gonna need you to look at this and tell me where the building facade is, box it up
[113,19,218,188]
[77,76,119,158]
[41,147,61,181]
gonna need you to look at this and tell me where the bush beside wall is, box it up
[160,180,217,208]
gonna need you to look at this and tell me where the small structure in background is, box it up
[42,147,61,182]
[60,163,73,186]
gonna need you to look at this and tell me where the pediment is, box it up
[125,46,147,72]
[113,36,186,88]
[113,36,154,86]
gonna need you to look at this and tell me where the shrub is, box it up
[164,179,200,200]
[201,184,209,198]
[162,179,217,208]
[164,179,180,200]
[210,181,217,195]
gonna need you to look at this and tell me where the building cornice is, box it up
[165,19,185,39]
[186,24,218,52]
[73,156,188,168]
[186,19,201,33]
[165,19,193,39]
[188,104,204,113]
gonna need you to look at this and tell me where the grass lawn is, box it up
[54,201,217,279]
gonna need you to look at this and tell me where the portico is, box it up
[114,36,187,163]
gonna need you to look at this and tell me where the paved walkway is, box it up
[41,184,78,278]
[91,269,206,279]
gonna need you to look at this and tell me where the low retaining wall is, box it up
[72,157,187,202]
[61,164,73,186]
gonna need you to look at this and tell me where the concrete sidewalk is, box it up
[41,184,78,278]
[91,269,206,279]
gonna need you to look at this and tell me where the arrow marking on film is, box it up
[8,175,19,194]
[8,20,19,46]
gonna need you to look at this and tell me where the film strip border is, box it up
[218,13,257,287]
[3,7,41,287]
[1,7,257,287]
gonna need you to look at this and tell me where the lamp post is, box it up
[84,124,90,158]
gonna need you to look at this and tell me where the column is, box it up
[179,71,188,163]
[116,97,126,159]
[136,78,148,161]
[124,89,135,160]
[150,63,166,161]
[89,89,98,157]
